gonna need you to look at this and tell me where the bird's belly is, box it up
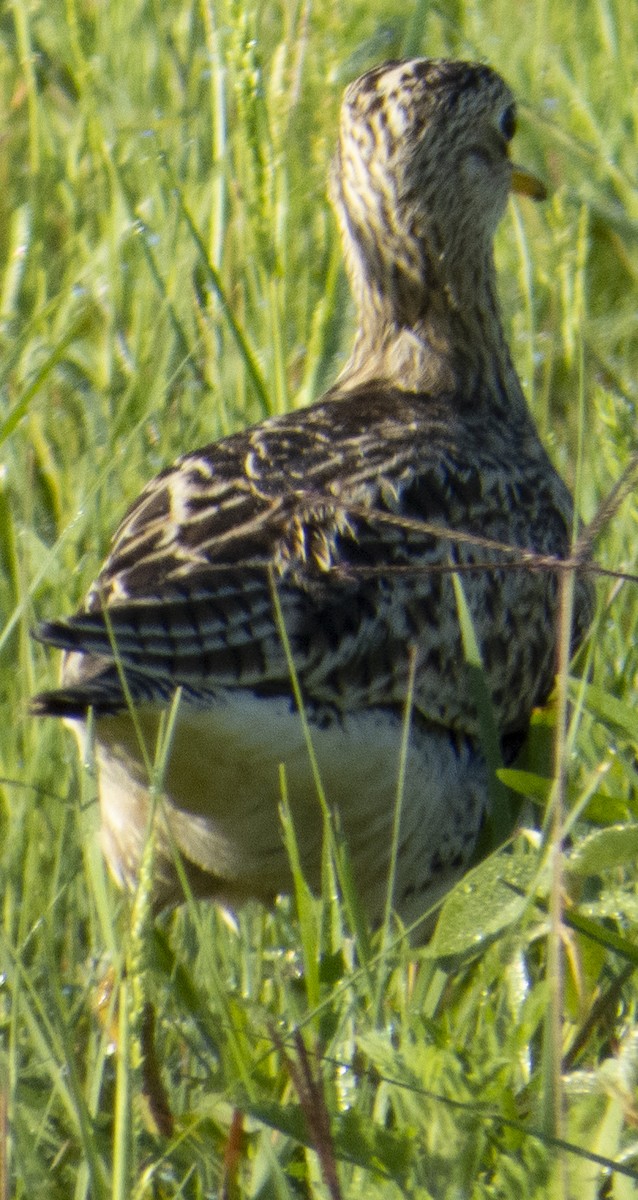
[69,692,489,930]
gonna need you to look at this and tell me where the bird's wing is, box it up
[32,387,575,730]
[31,390,425,714]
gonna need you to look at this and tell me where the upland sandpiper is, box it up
[33,58,592,932]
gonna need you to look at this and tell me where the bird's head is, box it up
[331,58,545,322]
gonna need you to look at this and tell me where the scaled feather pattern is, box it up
[33,58,593,926]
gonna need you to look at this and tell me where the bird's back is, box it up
[33,381,588,738]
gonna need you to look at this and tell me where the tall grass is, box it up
[2,1,638,1196]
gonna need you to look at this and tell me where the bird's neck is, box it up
[336,248,526,416]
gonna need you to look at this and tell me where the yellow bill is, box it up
[511,164,547,201]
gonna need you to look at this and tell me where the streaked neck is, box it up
[336,259,523,412]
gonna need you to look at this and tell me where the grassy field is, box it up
[2,0,638,1196]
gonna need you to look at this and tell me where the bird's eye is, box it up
[499,104,517,142]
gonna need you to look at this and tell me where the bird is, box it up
[32,57,593,934]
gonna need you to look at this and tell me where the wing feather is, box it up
[33,386,584,732]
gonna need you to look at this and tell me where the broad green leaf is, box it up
[425,843,543,960]
[577,683,638,743]
[566,823,638,878]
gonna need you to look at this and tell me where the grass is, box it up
[2,0,638,1195]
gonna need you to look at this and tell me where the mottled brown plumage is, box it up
[32,58,592,929]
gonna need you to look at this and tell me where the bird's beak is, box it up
[510,164,547,202]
